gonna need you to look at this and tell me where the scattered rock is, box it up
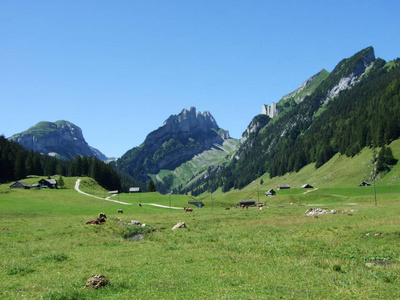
[305,208,359,216]
[305,208,328,216]
[172,222,186,230]
[121,220,145,227]
[85,274,108,289]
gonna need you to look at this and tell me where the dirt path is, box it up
[303,188,318,194]
[74,179,132,205]
[74,179,184,209]
[140,203,183,210]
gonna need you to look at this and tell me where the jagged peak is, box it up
[162,107,219,133]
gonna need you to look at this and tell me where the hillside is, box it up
[152,138,240,194]
[188,46,400,194]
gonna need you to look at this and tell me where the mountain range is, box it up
[6,46,400,194]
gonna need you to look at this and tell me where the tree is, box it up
[58,175,65,189]
[147,179,156,192]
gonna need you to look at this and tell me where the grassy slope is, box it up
[152,138,240,191]
[1,141,400,299]
[280,69,330,104]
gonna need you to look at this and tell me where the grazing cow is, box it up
[184,207,193,212]
[86,218,101,225]
[225,207,230,210]
[117,209,124,213]
[138,203,142,207]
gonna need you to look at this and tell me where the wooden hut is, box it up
[10,181,30,189]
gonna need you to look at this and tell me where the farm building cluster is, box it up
[265,184,313,196]
[10,179,58,189]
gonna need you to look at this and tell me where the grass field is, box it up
[1,143,400,299]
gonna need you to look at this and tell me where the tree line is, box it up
[0,135,121,191]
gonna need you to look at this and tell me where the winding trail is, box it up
[140,203,183,210]
[74,179,183,209]
[74,179,132,205]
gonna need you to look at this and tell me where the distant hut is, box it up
[10,181,30,189]
[265,189,276,196]
[358,181,371,187]
[238,200,256,207]
[277,184,290,190]
[129,187,140,193]
[301,184,313,189]
[188,201,205,208]
[39,179,57,189]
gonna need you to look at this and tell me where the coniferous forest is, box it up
[185,52,400,195]
[0,135,122,191]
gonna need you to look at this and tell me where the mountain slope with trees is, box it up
[188,47,400,193]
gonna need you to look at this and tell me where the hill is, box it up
[8,120,108,161]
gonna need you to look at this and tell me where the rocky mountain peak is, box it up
[116,107,232,182]
[163,107,220,135]
[8,120,107,161]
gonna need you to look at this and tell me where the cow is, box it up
[86,218,101,225]
[86,213,107,225]
[184,207,193,212]
[117,209,124,213]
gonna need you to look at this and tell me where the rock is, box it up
[172,222,186,230]
[305,208,328,216]
[85,274,108,289]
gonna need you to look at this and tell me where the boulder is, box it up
[305,208,328,216]
[172,222,186,230]
[85,274,108,289]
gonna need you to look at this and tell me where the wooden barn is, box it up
[238,200,257,207]
[277,184,290,190]
[265,189,276,196]
[129,187,140,193]
[10,181,30,189]
[301,184,313,189]
[188,201,205,208]
[39,179,57,189]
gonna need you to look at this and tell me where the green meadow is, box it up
[1,143,400,299]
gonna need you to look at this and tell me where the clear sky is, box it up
[1,0,399,158]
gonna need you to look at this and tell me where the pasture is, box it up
[1,175,400,299]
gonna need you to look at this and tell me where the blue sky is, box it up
[1,0,399,157]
